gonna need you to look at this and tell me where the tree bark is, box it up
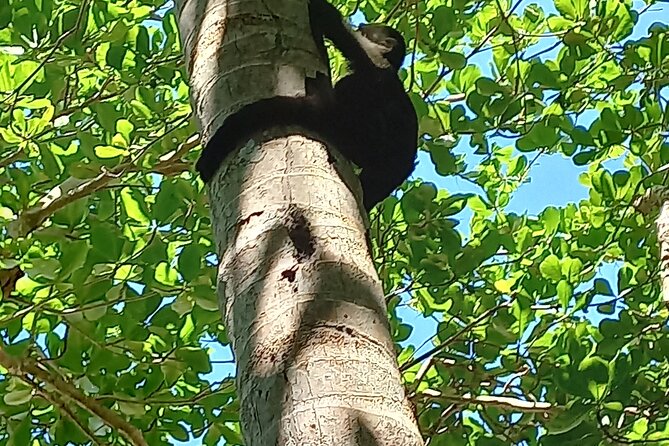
[635,185,669,308]
[175,0,423,444]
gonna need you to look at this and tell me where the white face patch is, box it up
[353,32,391,69]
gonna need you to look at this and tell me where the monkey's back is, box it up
[333,69,418,209]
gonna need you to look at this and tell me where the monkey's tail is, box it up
[196,97,326,182]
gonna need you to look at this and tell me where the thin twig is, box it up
[400,298,514,371]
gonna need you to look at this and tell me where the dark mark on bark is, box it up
[239,211,263,226]
[281,266,297,282]
[287,206,314,258]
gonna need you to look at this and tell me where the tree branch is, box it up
[0,347,148,446]
[9,119,197,237]
[419,388,553,413]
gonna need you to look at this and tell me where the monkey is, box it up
[329,23,417,210]
[196,0,418,212]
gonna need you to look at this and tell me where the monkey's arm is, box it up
[308,0,389,70]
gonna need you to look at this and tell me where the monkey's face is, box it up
[358,24,406,70]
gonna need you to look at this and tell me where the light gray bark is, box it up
[634,185,669,307]
[659,201,669,307]
[175,0,423,444]
[175,0,324,147]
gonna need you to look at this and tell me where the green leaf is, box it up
[555,0,588,19]
[4,389,32,406]
[0,3,11,28]
[176,346,211,374]
[540,255,562,282]
[167,422,190,442]
[178,243,202,282]
[430,147,458,176]
[557,280,573,308]
[562,257,583,283]
[94,145,129,158]
[106,44,128,69]
[597,303,615,314]
[136,26,150,55]
[7,415,32,446]
[441,51,466,70]
[475,78,501,96]
[90,224,124,261]
[120,187,149,223]
[594,278,614,296]
[116,118,134,141]
[155,261,178,286]
[58,240,89,279]
[83,304,107,321]
[541,206,560,234]
[493,277,514,294]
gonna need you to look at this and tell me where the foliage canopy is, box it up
[0,0,668,444]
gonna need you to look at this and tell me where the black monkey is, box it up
[196,0,417,211]
[331,23,417,210]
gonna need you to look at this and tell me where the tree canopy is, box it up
[0,0,668,444]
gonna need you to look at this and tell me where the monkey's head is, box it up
[359,24,406,71]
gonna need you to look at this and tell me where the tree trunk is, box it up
[175,0,422,444]
[635,186,669,307]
